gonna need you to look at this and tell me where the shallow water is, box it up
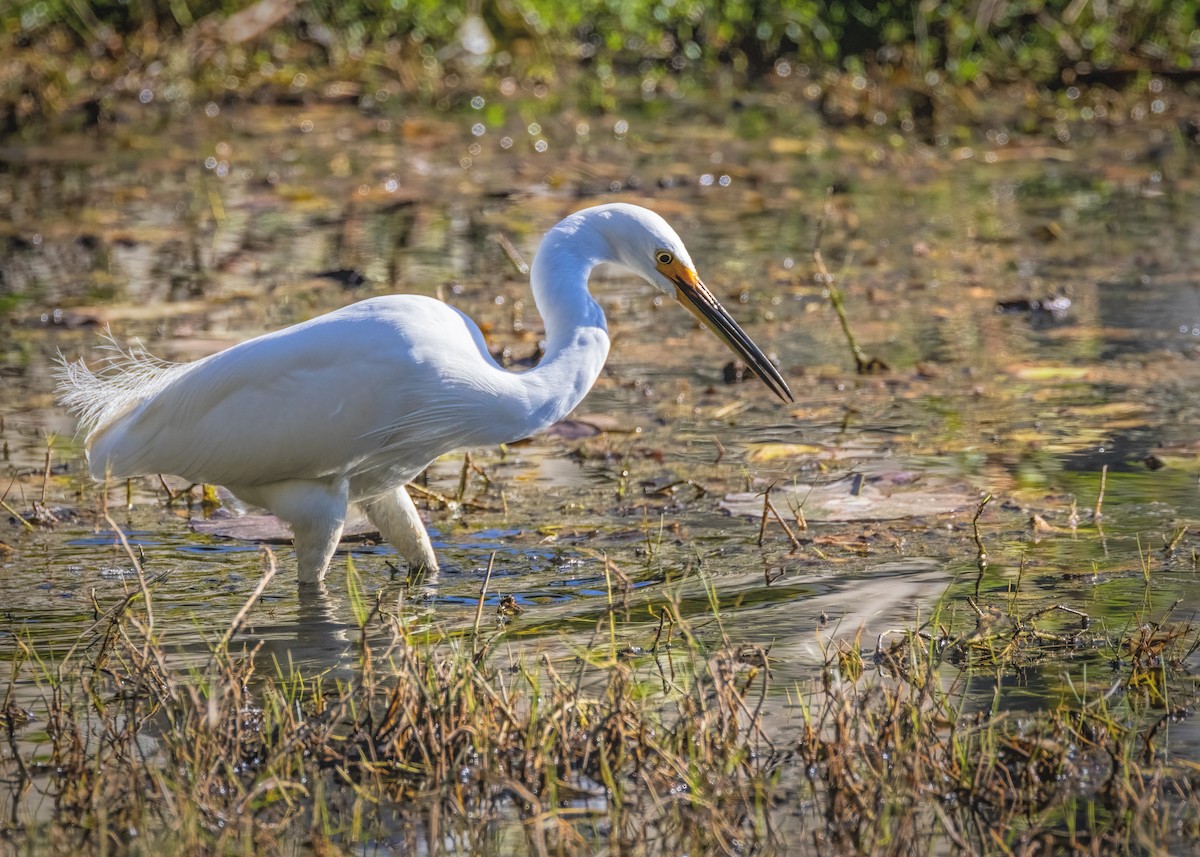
[3,94,1200,775]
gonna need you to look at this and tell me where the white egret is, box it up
[58,203,793,584]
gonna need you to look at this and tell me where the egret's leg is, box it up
[291,518,346,585]
[242,479,349,584]
[361,485,439,574]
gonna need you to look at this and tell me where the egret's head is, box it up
[585,203,794,403]
[591,204,698,295]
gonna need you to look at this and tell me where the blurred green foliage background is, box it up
[3,0,1199,131]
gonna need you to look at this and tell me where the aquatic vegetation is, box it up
[0,555,784,853]
[1,544,1196,853]
[799,609,1200,854]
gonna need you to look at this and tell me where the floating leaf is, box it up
[746,442,887,463]
[1008,364,1090,381]
[746,443,828,462]
[721,472,979,522]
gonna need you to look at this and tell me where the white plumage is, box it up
[58,203,792,584]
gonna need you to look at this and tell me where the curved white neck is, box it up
[511,219,613,434]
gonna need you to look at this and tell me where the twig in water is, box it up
[602,553,634,613]
[757,490,770,546]
[1023,603,1092,635]
[456,452,493,502]
[1093,464,1108,521]
[491,232,529,275]
[972,494,992,598]
[973,494,992,570]
[157,475,197,507]
[1137,533,1152,583]
[457,452,472,502]
[470,457,492,486]
[406,482,451,509]
[1164,526,1189,557]
[756,485,803,550]
[470,547,494,643]
[787,481,815,532]
[644,478,707,499]
[41,440,53,506]
[651,605,675,655]
[216,548,278,652]
[104,513,154,641]
[603,554,619,655]
[0,498,35,532]
[0,471,17,504]
[1009,553,1027,614]
[813,189,888,375]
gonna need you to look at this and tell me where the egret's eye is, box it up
[655,251,674,265]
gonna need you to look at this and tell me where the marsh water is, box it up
[3,91,1200,777]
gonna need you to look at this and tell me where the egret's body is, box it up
[59,204,792,583]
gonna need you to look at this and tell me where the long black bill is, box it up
[673,275,794,403]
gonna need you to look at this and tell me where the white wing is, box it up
[65,296,532,493]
